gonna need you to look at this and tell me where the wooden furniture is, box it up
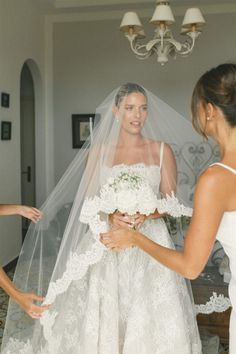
[191,266,231,344]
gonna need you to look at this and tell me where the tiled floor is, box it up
[0,268,229,353]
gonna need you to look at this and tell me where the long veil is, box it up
[2,85,203,353]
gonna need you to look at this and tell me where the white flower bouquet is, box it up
[100,171,158,215]
[79,170,192,240]
[79,171,158,239]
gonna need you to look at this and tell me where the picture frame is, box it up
[72,114,96,148]
[1,121,12,140]
[1,92,10,108]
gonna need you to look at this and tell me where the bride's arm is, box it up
[135,143,177,227]
[159,143,177,197]
[101,168,225,279]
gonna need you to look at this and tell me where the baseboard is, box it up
[3,257,18,273]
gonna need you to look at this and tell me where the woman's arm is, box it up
[0,204,44,316]
[0,267,49,318]
[133,144,177,228]
[0,204,42,223]
[101,167,226,279]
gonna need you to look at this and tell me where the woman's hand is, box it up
[13,291,50,319]
[133,213,147,229]
[132,210,164,230]
[100,228,138,251]
[17,206,42,223]
[108,211,139,230]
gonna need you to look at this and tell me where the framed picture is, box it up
[1,121,12,140]
[1,92,10,108]
[72,114,96,148]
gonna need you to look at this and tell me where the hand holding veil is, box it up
[2,84,202,353]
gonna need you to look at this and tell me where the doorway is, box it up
[20,63,36,241]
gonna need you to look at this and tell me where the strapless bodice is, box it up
[100,163,161,195]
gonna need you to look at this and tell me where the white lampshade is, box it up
[150,4,175,25]
[120,12,143,33]
[182,8,206,27]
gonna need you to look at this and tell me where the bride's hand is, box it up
[134,213,148,229]
[108,212,139,230]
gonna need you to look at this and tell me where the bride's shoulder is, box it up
[145,139,172,153]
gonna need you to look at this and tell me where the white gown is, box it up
[214,162,236,354]
[3,162,202,354]
[42,164,201,354]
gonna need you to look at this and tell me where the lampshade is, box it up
[182,8,205,27]
[150,4,175,25]
[120,12,143,33]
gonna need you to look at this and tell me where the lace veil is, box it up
[2,84,202,352]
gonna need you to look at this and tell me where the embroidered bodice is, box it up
[101,163,161,195]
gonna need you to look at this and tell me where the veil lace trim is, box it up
[195,292,231,314]
[43,192,192,307]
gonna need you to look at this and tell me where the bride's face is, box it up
[116,92,148,135]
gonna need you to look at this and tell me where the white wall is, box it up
[0,0,48,266]
[53,12,236,181]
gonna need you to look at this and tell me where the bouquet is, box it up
[99,171,158,215]
[80,171,158,239]
[80,170,192,241]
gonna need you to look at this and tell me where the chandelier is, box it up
[120,1,206,65]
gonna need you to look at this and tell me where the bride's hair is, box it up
[115,82,147,107]
[191,63,236,137]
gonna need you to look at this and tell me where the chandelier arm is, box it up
[175,36,196,56]
[162,35,196,56]
[126,36,152,58]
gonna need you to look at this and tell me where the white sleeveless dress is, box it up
[3,144,202,354]
[213,162,236,354]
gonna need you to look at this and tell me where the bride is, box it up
[2,83,202,353]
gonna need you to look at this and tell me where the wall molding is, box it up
[49,2,236,19]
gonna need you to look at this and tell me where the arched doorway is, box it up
[20,63,36,240]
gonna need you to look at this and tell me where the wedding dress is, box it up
[214,162,236,354]
[2,84,203,354]
[4,157,201,354]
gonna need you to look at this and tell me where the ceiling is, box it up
[41,0,236,19]
[49,0,234,10]
[36,0,236,19]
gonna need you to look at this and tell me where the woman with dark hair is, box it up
[102,63,236,353]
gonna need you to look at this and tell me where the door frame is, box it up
[20,59,46,207]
